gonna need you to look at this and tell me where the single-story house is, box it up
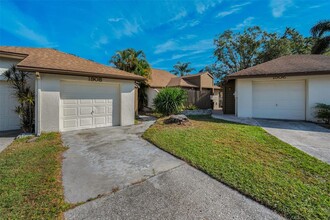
[223,55,330,122]
[147,69,221,109]
[0,46,144,134]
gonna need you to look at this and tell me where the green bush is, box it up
[154,88,187,115]
[315,103,330,124]
[185,104,197,110]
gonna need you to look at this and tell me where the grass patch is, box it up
[0,132,71,219]
[143,116,330,220]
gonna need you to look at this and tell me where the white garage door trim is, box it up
[60,81,120,132]
[0,81,20,131]
[252,80,306,120]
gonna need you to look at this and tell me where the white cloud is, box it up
[151,58,166,65]
[216,1,251,18]
[155,40,178,54]
[178,19,200,30]
[93,35,108,48]
[180,34,197,40]
[169,9,187,22]
[108,17,123,22]
[216,8,240,18]
[171,50,204,60]
[196,0,222,14]
[231,2,251,8]
[110,19,142,39]
[154,39,213,54]
[0,1,56,46]
[232,17,254,30]
[270,0,293,18]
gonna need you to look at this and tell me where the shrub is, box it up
[184,104,197,110]
[4,65,35,132]
[315,103,330,124]
[154,88,187,115]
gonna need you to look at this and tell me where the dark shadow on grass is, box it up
[187,115,254,126]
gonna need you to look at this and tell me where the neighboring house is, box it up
[223,55,330,122]
[0,46,144,134]
[147,69,221,109]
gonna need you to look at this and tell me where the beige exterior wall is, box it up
[147,87,160,109]
[235,75,330,122]
[38,73,135,132]
[200,73,214,88]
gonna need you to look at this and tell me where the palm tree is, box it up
[310,20,330,54]
[170,62,195,76]
[110,48,151,78]
[4,65,35,132]
[110,48,151,110]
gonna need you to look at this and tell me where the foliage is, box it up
[315,103,330,124]
[170,61,195,76]
[153,87,187,115]
[310,20,330,54]
[143,116,330,220]
[4,65,35,132]
[0,133,72,219]
[110,48,151,110]
[184,104,197,110]
[214,26,313,82]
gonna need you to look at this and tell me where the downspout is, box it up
[35,72,41,136]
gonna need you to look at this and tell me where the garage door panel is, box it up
[79,99,93,105]
[94,99,107,104]
[94,117,106,126]
[252,81,305,120]
[63,108,77,117]
[79,118,93,127]
[80,106,93,116]
[63,119,78,129]
[60,81,120,131]
[63,99,78,105]
[94,106,106,115]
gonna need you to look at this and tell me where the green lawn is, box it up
[143,116,330,220]
[0,133,71,219]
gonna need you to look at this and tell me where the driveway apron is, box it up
[62,121,283,220]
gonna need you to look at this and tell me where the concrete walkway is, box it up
[0,130,20,153]
[62,121,283,220]
[211,113,330,164]
[257,119,330,164]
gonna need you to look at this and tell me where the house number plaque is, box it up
[88,76,102,82]
[272,75,286,79]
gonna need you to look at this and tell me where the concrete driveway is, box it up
[0,130,20,153]
[62,121,283,220]
[257,120,330,164]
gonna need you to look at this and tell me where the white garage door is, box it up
[0,81,20,131]
[60,81,120,131]
[252,80,305,120]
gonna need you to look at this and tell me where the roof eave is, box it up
[17,65,145,81]
[228,71,330,79]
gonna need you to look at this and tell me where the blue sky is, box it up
[0,0,329,72]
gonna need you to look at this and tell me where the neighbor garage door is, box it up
[60,81,120,131]
[252,80,305,120]
[0,81,20,131]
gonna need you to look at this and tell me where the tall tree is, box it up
[310,20,330,54]
[214,26,266,76]
[214,26,313,82]
[110,48,151,110]
[170,62,195,76]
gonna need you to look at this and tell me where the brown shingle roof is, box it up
[148,68,176,87]
[0,46,144,81]
[229,55,330,78]
[167,77,199,88]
